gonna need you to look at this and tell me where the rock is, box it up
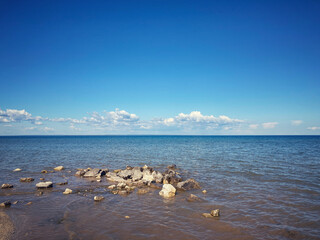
[163,169,182,185]
[177,178,200,190]
[13,201,18,205]
[117,183,126,189]
[75,170,86,177]
[40,178,45,181]
[1,184,13,189]
[113,169,121,173]
[159,184,176,198]
[36,191,44,196]
[41,170,48,174]
[13,168,22,172]
[36,181,53,188]
[54,166,64,171]
[126,166,133,170]
[211,209,220,217]
[202,190,207,194]
[0,201,11,207]
[152,171,163,183]
[97,179,102,182]
[131,167,143,181]
[94,196,104,201]
[137,188,149,195]
[26,202,32,205]
[106,172,126,183]
[167,164,177,170]
[20,178,34,182]
[202,213,213,218]
[83,168,106,178]
[142,169,155,183]
[63,188,72,194]
[57,181,68,185]
[142,165,149,170]
[187,194,203,202]
[125,216,130,219]
[108,185,116,189]
[117,169,133,179]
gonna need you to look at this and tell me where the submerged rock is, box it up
[13,168,22,172]
[159,184,176,198]
[177,178,200,190]
[20,177,34,182]
[94,196,104,201]
[202,213,213,218]
[211,209,220,217]
[36,181,53,188]
[54,166,64,171]
[1,184,13,189]
[137,188,149,195]
[63,188,72,195]
[187,194,203,202]
[0,201,11,208]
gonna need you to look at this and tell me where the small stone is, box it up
[13,168,22,172]
[36,181,53,188]
[113,169,121,173]
[108,185,116,189]
[97,179,102,182]
[57,181,68,185]
[187,194,203,202]
[37,191,44,196]
[63,188,72,195]
[0,201,11,207]
[20,178,34,182]
[202,213,213,218]
[26,202,32,205]
[167,164,177,169]
[54,166,64,171]
[211,209,220,217]
[202,190,207,194]
[41,170,48,174]
[117,183,126,189]
[1,184,13,189]
[40,178,45,181]
[125,216,130,219]
[13,201,18,205]
[94,196,104,201]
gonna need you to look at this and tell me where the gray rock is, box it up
[142,169,155,183]
[117,169,133,179]
[163,170,182,185]
[106,172,127,183]
[152,171,163,183]
[57,181,68,185]
[1,184,13,189]
[75,170,86,177]
[131,167,143,181]
[83,168,106,178]
[36,181,53,188]
[177,178,200,190]
[94,195,104,201]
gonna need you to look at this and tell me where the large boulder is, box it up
[36,181,53,188]
[177,178,200,190]
[159,184,176,198]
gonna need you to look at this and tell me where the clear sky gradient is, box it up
[0,0,319,135]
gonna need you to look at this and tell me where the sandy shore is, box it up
[0,211,14,240]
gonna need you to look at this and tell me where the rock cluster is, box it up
[20,177,34,182]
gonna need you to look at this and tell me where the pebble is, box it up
[26,202,32,205]
[94,196,104,201]
[41,170,48,174]
[54,166,64,171]
[13,168,22,172]
[63,188,73,195]
[202,190,207,194]
[125,216,130,219]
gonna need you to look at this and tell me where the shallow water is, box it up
[0,136,320,239]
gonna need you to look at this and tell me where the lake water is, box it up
[0,136,320,239]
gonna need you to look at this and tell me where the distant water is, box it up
[0,136,320,240]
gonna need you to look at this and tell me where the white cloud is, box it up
[34,121,43,125]
[307,126,320,130]
[43,127,54,132]
[249,124,259,129]
[291,120,303,126]
[262,122,278,129]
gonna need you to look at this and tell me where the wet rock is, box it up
[186,194,203,202]
[57,181,68,185]
[13,168,22,172]
[36,191,44,196]
[63,188,72,194]
[142,168,155,183]
[40,178,45,181]
[108,185,116,189]
[94,196,104,201]
[26,202,32,205]
[97,179,102,182]
[167,164,177,170]
[13,201,18,205]
[1,184,13,189]
[41,170,48,174]
[118,190,129,195]
[137,188,149,195]
[113,169,121,173]
[159,184,176,198]
[117,183,126,189]
[106,172,126,182]
[20,178,34,182]
[177,178,200,190]
[152,171,163,183]
[75,170,86,177]
[125,215,130,219]
[54,166,64,171]
[83,168,106,178]
[36,181,53,188]
[0,201,11,207]
[211,209,220,217]
[126,166,133,170]
[202,213,213,218]
[202,190,207,194]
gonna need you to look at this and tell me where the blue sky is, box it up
[0,0,319,135]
